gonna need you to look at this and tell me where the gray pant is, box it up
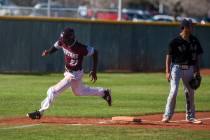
[164,64,195,120]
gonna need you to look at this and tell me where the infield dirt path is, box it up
[0,112,210,131]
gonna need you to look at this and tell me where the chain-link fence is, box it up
[0,1,209,23]
[0,0,152,21]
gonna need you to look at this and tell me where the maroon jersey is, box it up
[54,39,94,71]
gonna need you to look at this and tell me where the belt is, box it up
[182,65,190,70]
[65,66,82,73]
[175,64,192,70]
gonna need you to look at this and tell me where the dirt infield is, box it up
[201,69,210,76]
[0,112,210,131]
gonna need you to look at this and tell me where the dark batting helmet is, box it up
[62,27,75,46]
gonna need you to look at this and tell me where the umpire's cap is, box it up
[180,19,193,30]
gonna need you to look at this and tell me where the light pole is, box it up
[117,0,122,21]
[47,0,51,17]
[90,0,95,19]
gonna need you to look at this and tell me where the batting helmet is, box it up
[62,27,75,46]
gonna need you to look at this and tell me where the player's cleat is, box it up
[27,110,42,120]
[103,89,112,106]
[161,116,170,123]
[186,118,202,124]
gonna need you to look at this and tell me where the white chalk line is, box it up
[64,123,94,126]
[143,117,210,123]
[0,124,41,130]
[99,117,210,124]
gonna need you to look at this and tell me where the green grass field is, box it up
[0,73,210,140]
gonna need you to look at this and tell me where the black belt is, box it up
[65,66,82,72]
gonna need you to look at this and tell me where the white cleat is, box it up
[161,117,170,123]
[186,118,202,124]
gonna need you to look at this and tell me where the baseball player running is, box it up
[162,19,203,124]
[27,27,112,119]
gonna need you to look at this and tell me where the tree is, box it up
[158,0,210,17]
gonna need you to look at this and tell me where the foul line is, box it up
[132,117,210,123]
[198,118,210,121]
[64,123,94,126]
[99,117,210,124]
[0,124,41,130]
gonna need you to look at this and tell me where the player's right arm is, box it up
[166,55,172,82]
[42,47,58,56]
[42,41,61,56]
[166,39,174,82]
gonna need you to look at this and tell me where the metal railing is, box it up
[0,6,78,17]
[0,5,127,21]
[1,5,195,23]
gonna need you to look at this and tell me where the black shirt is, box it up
[168,35,203,65]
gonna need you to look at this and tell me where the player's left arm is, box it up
[89,49,98,83]
[84,45,98,83]
[195,55,202,75]
[194,38,203,75]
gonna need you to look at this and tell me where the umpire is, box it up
[162,19,203,124]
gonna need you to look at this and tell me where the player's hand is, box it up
[42,50,49,56]
[166,72,171,82]
[89,70,97,83]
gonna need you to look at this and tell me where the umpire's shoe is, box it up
[27,110,42,119]
[103,89,112,106]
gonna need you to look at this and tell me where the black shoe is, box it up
[27,110,42,119]
[103,89,112,106]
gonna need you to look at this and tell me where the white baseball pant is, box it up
[163,64,195,120]
[39,70,105,114]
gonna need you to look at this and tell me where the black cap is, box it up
[180,19,193,29]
